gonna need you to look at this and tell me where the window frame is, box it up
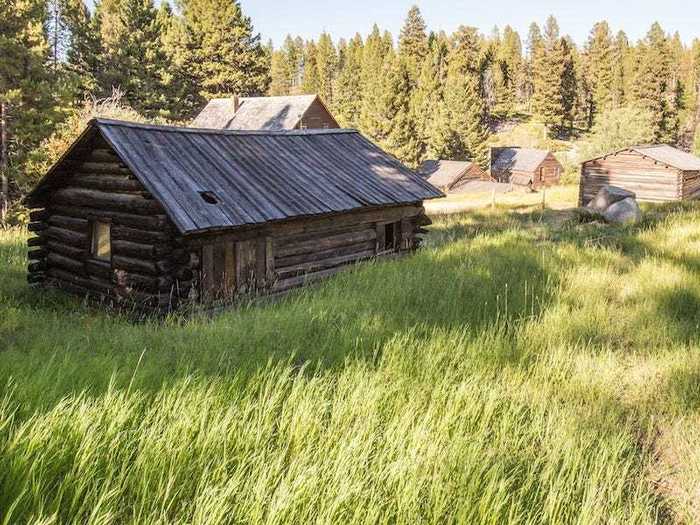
[90,219,112,262]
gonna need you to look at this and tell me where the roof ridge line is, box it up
[91,118,358,136]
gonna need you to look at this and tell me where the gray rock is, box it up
[587,185,636,213]
[603,197,642,224]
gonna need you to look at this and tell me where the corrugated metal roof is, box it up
[419,160,476,188]
[491,147,552,173]
[27,119,443,235]
[633,145,700,171]
[190,95,337,131]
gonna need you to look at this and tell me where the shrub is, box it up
[20,89,150,194]
[577,106,656,163]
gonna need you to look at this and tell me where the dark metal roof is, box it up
[27,119,443,235]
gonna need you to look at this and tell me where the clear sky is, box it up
[239,0,700,48]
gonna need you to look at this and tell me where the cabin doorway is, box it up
[200,238,272,301]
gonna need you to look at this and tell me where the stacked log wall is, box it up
[533,155,562,189]
[186,204,430,299]
[681,170,700,199]
[27,140,191,313]
[580,151,683,205]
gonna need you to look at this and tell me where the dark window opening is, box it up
[384,223,395,250]
[200,191,218,204]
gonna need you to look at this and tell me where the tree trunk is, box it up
[1,100,9,223]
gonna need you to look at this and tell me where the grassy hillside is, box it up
[2,195,700,523]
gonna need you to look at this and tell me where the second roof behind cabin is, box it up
[191,94,338,131]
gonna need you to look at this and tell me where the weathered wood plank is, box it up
[50,205,170,230]
[52,188,163,214]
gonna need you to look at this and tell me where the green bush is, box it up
[577,106,656,163]
[21,90,153,194]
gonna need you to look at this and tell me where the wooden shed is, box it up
[24,119,443,313]
[418,160,487,193]
[191,94,339,131]
[490,147,562,190]
[579,145,700,205]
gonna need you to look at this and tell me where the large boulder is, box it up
[603,197,642,224]
[587,185,636,213]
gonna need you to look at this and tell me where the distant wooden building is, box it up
[418,160,487,193]
[490,147,563,190]
[24,119,442,313]
[191,94,339,131]
[579,145,700,205]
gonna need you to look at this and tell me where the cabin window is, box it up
[91,221,111,260]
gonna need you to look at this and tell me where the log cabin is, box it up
[579,145,700,205]
[191,94,339,131]
[24,119,443,313]
[418,160,487,193]
[489,147,562,190]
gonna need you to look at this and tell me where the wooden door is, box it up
[201,241,236,302]
[200,237,273,301]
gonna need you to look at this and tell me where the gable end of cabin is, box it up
[25,131,191,312]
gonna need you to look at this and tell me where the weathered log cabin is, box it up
[418,160,487,193]
[490,147,562,190]
[24,119,443,313]
[579,145,700,205]
[191,94,339,131]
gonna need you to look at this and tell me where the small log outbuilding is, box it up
[490,147,562,189]
[24,119,442,313]
[579,145,700,205]
[191,94,339,131]
[418,160,487,193]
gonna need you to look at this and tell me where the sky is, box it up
[239,0,700,48]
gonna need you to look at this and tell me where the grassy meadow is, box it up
[2,186,700,523]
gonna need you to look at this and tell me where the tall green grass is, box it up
[2,202,700,523]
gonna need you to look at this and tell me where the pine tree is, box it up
[560,37,577,131]
[380,56,421,165]
[612,31,630,108]
[315,32,337,104]
[0,0,54,219]
[165,0,269,115]
[267,36,303,95]
[398,5,428,81]
[633,22,679,142]
[584,21,615,119]
[98,0,174,117]
[412,33,450,161]
[523,22,543,110]
[359,25,391,139]
[300,40,320,94]
[493,25,522,116]
[60,0,103,99]
[443,26,490,167]
[532,16,567,132]
[333,34,363,128]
